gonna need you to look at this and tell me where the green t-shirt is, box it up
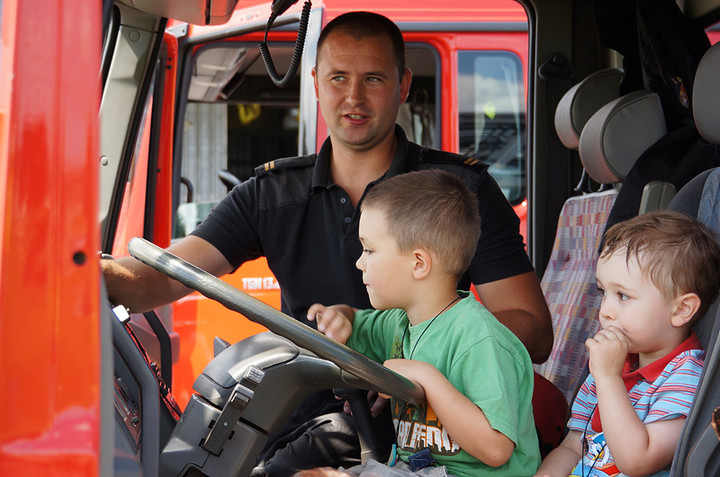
[347,292,540,477]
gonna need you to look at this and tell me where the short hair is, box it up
[361,169,481,279]
[316,11,406,82]
[601,210,720,319]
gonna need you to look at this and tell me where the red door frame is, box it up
[0,0,102,474]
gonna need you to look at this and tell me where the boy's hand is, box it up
[307,303,354,344]
[586,325,628,379]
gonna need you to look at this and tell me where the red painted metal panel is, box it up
[155,33,180,249]
[0,0,102,475]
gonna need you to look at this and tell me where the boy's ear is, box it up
[671,292,702,328]
[411,248,432,279]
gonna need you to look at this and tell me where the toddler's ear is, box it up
[671,293,701,328]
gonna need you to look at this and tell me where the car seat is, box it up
[397,88,435,147]
[668,167,720,476]
[553,68,624,154]
[535,69,668,403]
[667,40,720,476]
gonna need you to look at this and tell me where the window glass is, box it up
[175,42,301,238]
[458,51,525,205]
[400,45,438,148]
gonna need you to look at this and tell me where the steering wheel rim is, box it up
[127,237,424,404]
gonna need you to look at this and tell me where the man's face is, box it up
[312,30,411,155]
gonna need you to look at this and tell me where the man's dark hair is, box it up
[316,11,406,82]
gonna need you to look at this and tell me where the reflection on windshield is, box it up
[458,51,525,204]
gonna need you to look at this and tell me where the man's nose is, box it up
[346,80,364,104]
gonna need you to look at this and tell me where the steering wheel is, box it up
[127,237,425,405]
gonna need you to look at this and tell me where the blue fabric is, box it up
[698,167,720,236]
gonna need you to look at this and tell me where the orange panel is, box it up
[171,257,280,408]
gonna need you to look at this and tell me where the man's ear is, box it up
[312,67,319,99]
[411,248,432,280]
[671,292,702,328]
[401,67,412,103]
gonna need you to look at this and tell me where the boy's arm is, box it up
[533,430,583,477]
[587,326,686,475]
[594,374,687,474]
[382,359,514,468]
[307,303,355,344]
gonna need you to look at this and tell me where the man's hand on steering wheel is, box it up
[341,390,389,418]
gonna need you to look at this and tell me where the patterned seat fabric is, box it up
[534,190,617,402]
[534,72,666,403]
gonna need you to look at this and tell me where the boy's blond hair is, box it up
[601,210,720,320]
[361,169,481,279]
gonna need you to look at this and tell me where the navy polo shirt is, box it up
[192,127,532,326]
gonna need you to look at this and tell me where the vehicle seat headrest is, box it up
[554,68,624,150]
[579,91,667,184]
[693,42,720,144]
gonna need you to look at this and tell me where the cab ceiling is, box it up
[117,0,239,25]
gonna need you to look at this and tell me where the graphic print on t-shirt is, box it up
[393,400,461,456]
[569,431,619,477]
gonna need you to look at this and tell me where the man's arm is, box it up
[474,271,553,363]
[101,235,234,313]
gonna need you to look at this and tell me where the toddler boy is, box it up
[535,210,720,477]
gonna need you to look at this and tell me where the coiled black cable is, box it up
[259,0,312,88]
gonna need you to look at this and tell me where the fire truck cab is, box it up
[2,0,720,475]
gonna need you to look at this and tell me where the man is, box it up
[102,11,552,476]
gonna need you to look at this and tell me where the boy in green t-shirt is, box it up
[307,169,540,477]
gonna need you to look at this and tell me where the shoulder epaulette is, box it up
[417,146,488,172]
[255,154,317,177]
